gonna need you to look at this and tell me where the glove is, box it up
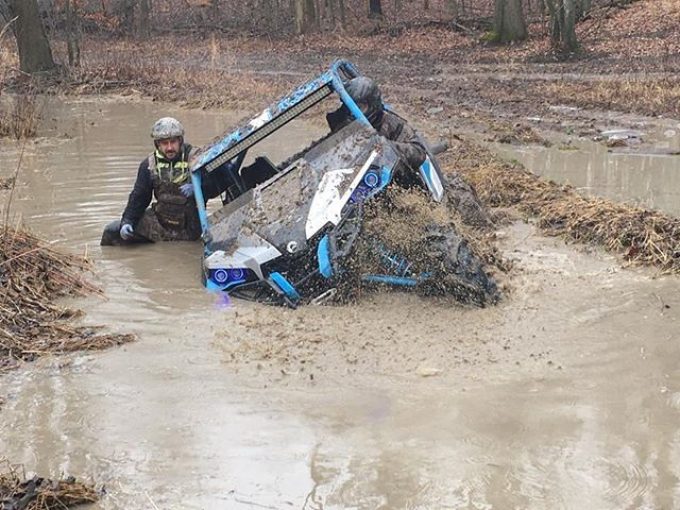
[179,183,194,198]
[120,223,134,240]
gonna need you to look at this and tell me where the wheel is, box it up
[418,223,499,306]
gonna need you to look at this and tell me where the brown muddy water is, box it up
[494,120,680,216]
[1,97,680,509]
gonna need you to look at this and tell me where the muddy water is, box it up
[495,121,680,216]
[1,98,680,509]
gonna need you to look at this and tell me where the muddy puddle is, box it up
[2,97,680,508]
[494,120,680,216]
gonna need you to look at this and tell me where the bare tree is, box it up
[545,0,579,53]
[139,0,151,35]
[446,0,459,19]
[576,0,592,20]
[369,0,382,17]
[337,0,346,27]
[493,0,527,42]
[65,0,80,67]
[295,0,317,33]
[9,0,56,73]
[120,0,136,34]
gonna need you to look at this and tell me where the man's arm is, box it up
[121,160,153,227]
[381,112,427,170]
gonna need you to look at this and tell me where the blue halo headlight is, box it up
[229,268,245,280]
[363,171,380,188]
[208,267,253,289]
[213,269,229,284]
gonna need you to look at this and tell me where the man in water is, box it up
[101,117,234,245]
[328,76,492,227]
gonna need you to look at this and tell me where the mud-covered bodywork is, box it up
[189,60,496,307]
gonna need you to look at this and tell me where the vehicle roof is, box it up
[190,59,367,174]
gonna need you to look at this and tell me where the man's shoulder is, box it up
[142,153,154,166]
[383,109,408,125]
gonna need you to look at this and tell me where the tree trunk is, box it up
[369,0,382,17]
[325,0,336,29]
[338,0,346,27]
[65,0,80,67]
[546,0,579,53]
[576,0,591,20]
[9,0,56,73]
[295,0,317,33]
[121,0,136,34]
[446,0,458,19]
[139,0,150,36]
[493,0,527,43]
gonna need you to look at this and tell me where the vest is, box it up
[147,145,199,232]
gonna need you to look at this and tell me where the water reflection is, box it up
[495,126,680,216]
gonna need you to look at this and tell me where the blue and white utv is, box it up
[189,60,497,307]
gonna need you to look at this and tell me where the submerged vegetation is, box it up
[0,461,99,510]
[0,225,135,373]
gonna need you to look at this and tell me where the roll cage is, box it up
[188,59,372,243]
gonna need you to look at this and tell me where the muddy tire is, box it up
[418,224,499,306]
[443,172,494,228]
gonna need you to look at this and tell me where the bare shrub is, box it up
[0,92,41,139]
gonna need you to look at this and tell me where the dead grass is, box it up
[0,177,15,190]
[0,225,135,373]
[445,140,680,273]
[537,77,680,118]
[0,460,99,510]
[0,92,41,139]
[63,37,293,110]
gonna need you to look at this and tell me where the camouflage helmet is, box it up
[150,117,184,141]
[346,77,383,121]
[346,77,382,107]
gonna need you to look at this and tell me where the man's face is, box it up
[356,99,370,116]
[157,137,182,160]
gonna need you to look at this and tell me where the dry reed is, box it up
[445,140,680,273]
[0,226,135,372]
[0,460,99,510]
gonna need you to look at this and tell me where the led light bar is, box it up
[206,85,333,173]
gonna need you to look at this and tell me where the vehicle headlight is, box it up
[349,166,388,204]
[208,267,254,288]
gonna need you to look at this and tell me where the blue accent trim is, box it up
[378,166,392,190]
[191,171,209,235]
[317,235,333,278]
[419,158,439,198]
[205,279,223,292]
[269,272,301,301]
[362,274,419,287]
[331,73,371,127]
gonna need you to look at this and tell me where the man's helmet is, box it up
[346,77,383,122]
[151,117,184,141]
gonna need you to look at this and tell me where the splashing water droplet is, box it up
[214,291,232,310]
